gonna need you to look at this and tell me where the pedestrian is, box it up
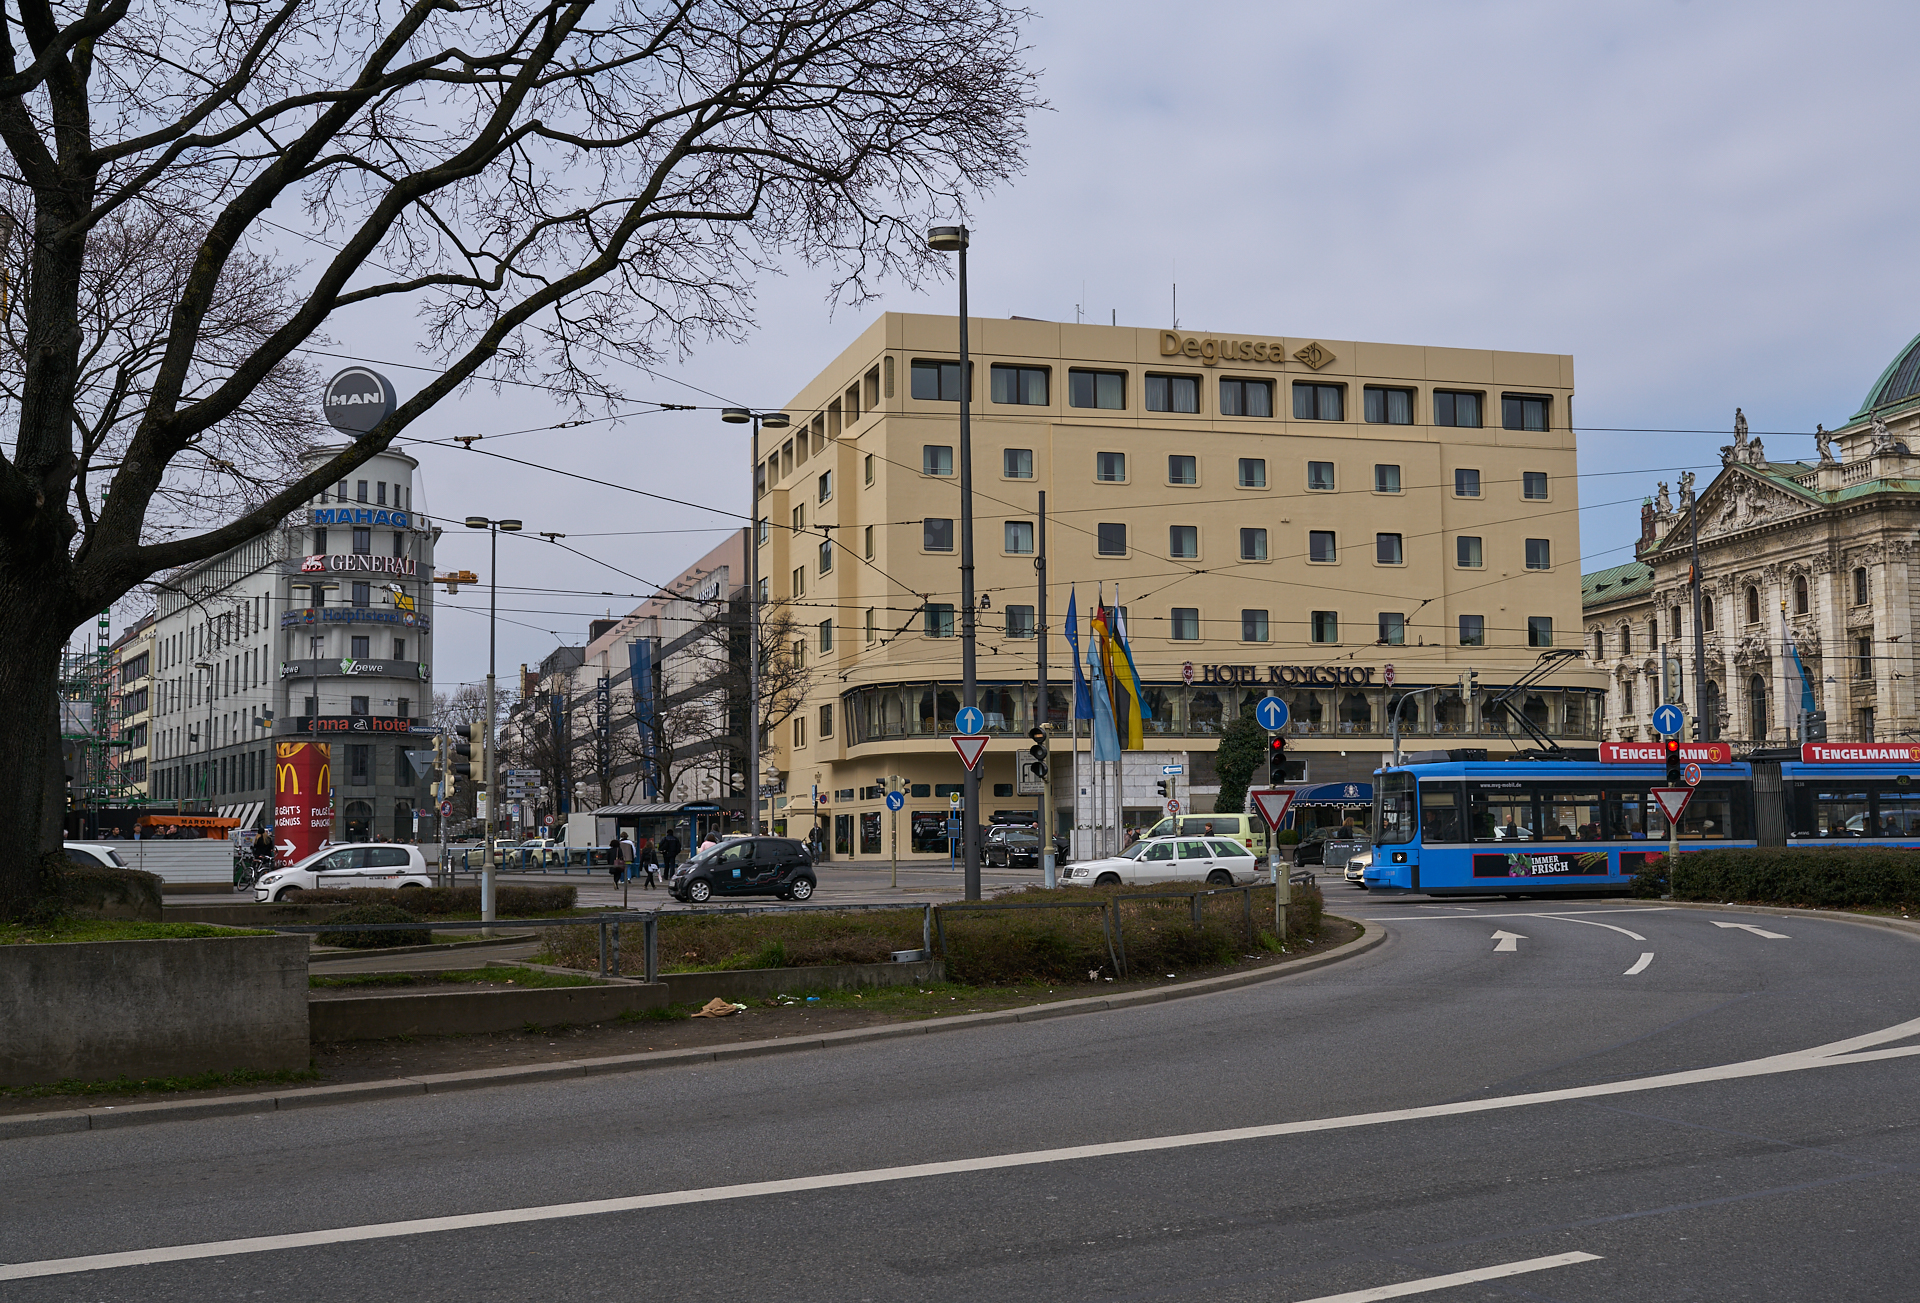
[699,832,717,854]
[659,830,681,872]
[612,833,633,887]
[638,837,659,889]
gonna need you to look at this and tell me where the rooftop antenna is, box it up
[1076,281,1084,325]
[1171,260,1178,328]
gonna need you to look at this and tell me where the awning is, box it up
[1292,782,1372,807]
[590,803,698,817]
[216,802,266,829]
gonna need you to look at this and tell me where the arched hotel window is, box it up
[1669,605,1681,637]
[1854,567,1869,606]
[1793,574,1809,615]
[1703,596,1715,632]
[1748,675,1768,739]
[1746,586,1761,625]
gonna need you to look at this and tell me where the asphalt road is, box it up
[8,891,1920,1300]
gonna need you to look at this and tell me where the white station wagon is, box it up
[1060,836,1262,887]
[255,843,433,902]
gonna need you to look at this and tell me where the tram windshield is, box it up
[1375,772,1417,845]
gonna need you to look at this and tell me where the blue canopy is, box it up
[1292,781,1372,807]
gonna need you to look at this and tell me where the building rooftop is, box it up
[1852,330,1920,421]
[1581,560,1653,610]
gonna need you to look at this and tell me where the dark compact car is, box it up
[1292,826,1369,866]
[982,824,1071,869]
[668,836,815,903]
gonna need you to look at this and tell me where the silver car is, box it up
[1060,836,1259,887]
[255,844,432,902]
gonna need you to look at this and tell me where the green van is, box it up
[1139,812,1267,856]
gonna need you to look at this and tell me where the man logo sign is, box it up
[324,367,398,435]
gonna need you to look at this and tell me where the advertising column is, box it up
[274,740,334,865]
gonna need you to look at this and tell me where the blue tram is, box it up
[1779,760,1920,846]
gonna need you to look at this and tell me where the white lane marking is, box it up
[1540,914,1647,942]
[1624,952,1655,976]
[1491,930,1527,952]
[1291,1251,1603,1302]
[1369,908,1673,922]
[6,1022,1918,1282]
[1713,920,1791,940]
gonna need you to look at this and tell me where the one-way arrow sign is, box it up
[1491,930,1527,952]
[1712,920,1791,940]
[951,734,990,771]
[1650,786,1695,825]
[1248,787,1298,831]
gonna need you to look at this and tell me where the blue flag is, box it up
[1088,634,1122,761]
[1064,589,1092,720]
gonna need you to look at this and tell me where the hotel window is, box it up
[1528,616,1554,647]
[865,608,876,643]
[394,639,407,660]
[1459,615,1485,647]
[781,439,793,476]
[351,581,370,607]
[351,527,371,554]
[863,453,874,486]
[791,566,806,596]
[1793,575,1808,614]
[348,743,369,784]
[1170,607,1200,640]
[863,525,874,559]
[1169,525,1198,559]
[392,531,404,557]
[350,695,370,716]
[1006,605,1036,638]
[1003,448,1033,479]
[1363,386,1414,424]
[819,704,834,739]
[793,715,807,748]
[924,518,954,552]
[1525,538,1552,570]
[376,482,387,506]
[1293,382,1343,421]
[1308,530,1337,563]
[1670,605,1683,636]
[1145,373,1200,413]
[1068,368,1126,409]
[1374,464,1402,494]
[818,539,833,574]
[313,527,328,553]
[1242,609,1269,642]
[1005,520,1035,554]
[1219,377,1273,417]
[1307,461,1335,491]
[991,364,1048,405]
[1456,536,1483,568]
[818,619,834,653]
[1168,454,1197,485]
[1434,391,1482,427]
[1311,611,1339,643]
[791,504,805,532]
[925,603,955,638]
[1237,458,1266,488]
[1858,636,1874,679]
[910,359,965,401]
[1622,680,1635,714]
[1454,468,1481,497]
[817,470,832,503]
[1523,471,1549,499]
[1096,522,1127,556]
[1746,585,1761,624]
[1377,533,1404,565]
[356,480,369,502]
[923,444,953,476]
[1240,527,1267,561]
[1379,612,1405,645]
[1096,451,1127,482]
[1502,393,1550,431]
[1853,567,1869,605]
[351,635,370,658]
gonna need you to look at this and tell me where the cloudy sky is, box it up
[118,1,1920,690]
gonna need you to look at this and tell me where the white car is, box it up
[1060,836,1261,887]
[1343,846,1372,886]
[64,841,128,869]
[255,843,433,902]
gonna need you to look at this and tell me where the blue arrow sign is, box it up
[885,790,905,812]
[955,706,985,736]
[1652,703,1686,736]
[1255,695,1290,732]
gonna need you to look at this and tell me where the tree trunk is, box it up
[0,583,77,919]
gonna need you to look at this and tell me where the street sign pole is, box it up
[1249,787,1298,941]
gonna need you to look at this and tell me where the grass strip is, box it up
[310,965,597,990]
[0,920,274,945]
[0,1065,320,1099]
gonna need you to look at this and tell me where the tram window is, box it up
[1874,785,1920,837]
[1419,788,1461,843]
[1605,792,1649,840]
[1376,774,1417,845]
[1680,789,1733,840]
[1470,789,1535,841]
[1813,790,1871,837]
[1542,793,1603,841]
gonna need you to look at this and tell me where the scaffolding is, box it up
[60,609,142,830]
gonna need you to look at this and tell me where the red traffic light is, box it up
[1269,735,1287,753]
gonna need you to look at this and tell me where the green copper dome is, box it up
[1852,331,1920,420]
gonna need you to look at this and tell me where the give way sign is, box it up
[1650,787,1695,825]
[1248,787,1298,831]
[951,734,990,771]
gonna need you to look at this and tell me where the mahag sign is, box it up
[324,367,398,435]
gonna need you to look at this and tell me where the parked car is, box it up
[1137,813,1268,856]
[1343,846,1371,887]
[513,837,567,865]
[1059,836,1259,887]
[982,825,1071,868]
[668,836,815,903]
[255,844,433,902]
[1293,826,1370,866]
[63,842,127,869]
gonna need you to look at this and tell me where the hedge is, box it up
[1662,847,1920,911]
[289,884,576,916]
[315,902,431,948]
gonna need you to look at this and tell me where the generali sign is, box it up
[1599,741,1733,764]
[301,554,417,576]
[1800,742,1920,764]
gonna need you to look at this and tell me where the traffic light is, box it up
[450,734,473,783]
[1154,779,1169,798]
[1663,736,1682,786]
[469,719,488,790]
[1268,733,1287,784]
[1026,726,1050,781]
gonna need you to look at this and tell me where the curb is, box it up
[1,918,1383,1141]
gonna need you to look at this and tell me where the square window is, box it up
[393,639,406,659]
[911,359,965,401]
[1237,458,1266,488]
[1168,454,1197,484]
[863,453,874,485]
[923,518,954,552]
[350,695,370,716]
[1169,525,1198,559]
[863,524,874,559]
[1376,533,1404,565]
[990,364,1049,405]
[1220,378,1273,417]
[818,539,834,574]
[818,471,832,503]
[1293,382,1344,421]
[1171,607,1200,640]
[793,716,807,748]
[1311,611,1339,643]
[1523,471,1548,499]
[1528,616,1553,647]
[1096,522,1127,556]
[350,635,370,658]
[791,566,805,596]
[356,480,368,503]
[1459,615,1485,646]
[1005,520,1035,554]
[1145,373,1201,413]
[1309,530,1337,563]
[1364,386,1414,424]
[1068,369,1126,409]
[1003,448,1033,479]
[818,703,834,739]
[1503,393,1550,431]
[352,527,371,554]
[1456,536,1483,568]
[1525,538,1552,570]
[1240,527,1267,561]
[791,503,805,532]
[1455,468,1481,497]
[1006,605,1036,638]
[923,444,954,476]
[1307,461,1336,491]
[351,581,370,607]
[1435,391,1482,427]
[1096,451,1127,482]
[866,608,876,643]
[1374,464,1402,494]
[925,603,955,638]
[818,619,834,652]
[1378,613,1405,645]
[1242,609,1269,642]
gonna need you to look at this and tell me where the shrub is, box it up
[315,902,431,948]
[1630,853,1669,899]
[1670,847,1920,911]
[291,884,575,917]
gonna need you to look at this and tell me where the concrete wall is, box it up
[112,840,234,883]
[0,935,310,1086]
[311,983,668,1041]
[661,958,944,1006]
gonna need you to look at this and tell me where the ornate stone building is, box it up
[1586,340,1920,747]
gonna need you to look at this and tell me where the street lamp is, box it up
[926,223,981,900]
[193,661,214,814]
[463,515,521,926]
[721,407,789,836]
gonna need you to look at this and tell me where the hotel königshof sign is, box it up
[1197,663,1381,686]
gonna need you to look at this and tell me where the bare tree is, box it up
[0,0,1038,915]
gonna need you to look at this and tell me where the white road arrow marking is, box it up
[1491,930,1526,952]
[1543,914,1647,942]
[1713,920,1790,940]
[1624,952,1654,976]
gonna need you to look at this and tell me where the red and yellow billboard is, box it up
[274,741,334,865]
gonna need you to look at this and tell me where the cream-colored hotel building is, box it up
[755,313,1604,857]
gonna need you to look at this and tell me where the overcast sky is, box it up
[114,1,1920,690]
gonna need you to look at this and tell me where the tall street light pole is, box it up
[464,515,521,926]
[194,660,214,813]
[928,223,980,901]
[721,408,790,836]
